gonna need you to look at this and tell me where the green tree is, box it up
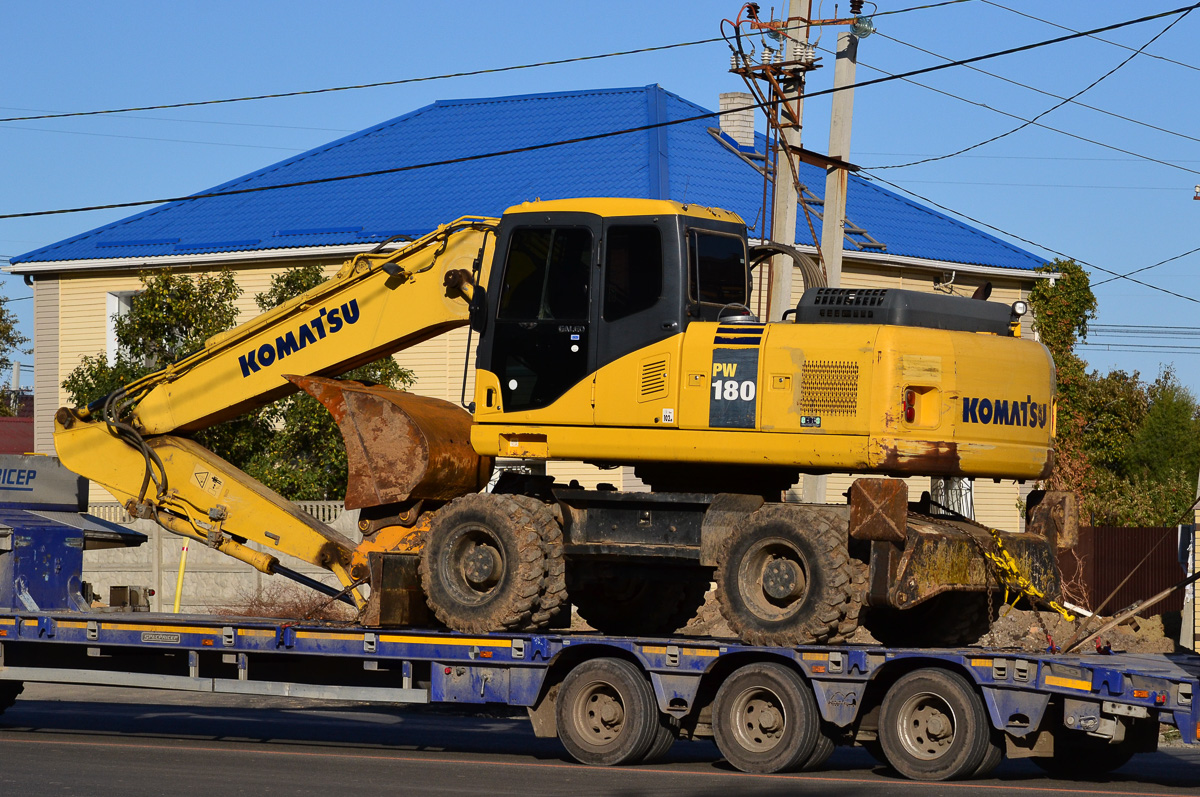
[1028,259,1097,500]
[0,295,30,417]
[62,271,243,403]
[62,270,275,469]
[242,264,414,500]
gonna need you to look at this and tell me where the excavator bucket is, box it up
[289,375,493,510]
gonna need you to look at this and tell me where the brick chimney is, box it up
[719,92,756,149]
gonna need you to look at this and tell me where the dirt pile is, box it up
[978,608,1175,654]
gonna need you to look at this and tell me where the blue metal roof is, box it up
[12,85,1045,270]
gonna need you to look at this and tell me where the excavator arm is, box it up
[54,218,498,605]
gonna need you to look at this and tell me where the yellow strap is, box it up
[985,528,1075,622]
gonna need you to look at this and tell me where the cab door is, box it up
[593,220,686,427]
[483,222,597,417]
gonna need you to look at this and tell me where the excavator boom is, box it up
[55,219,497,602]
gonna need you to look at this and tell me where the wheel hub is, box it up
[732,689,786,752]
[898,693,957,760]
[462,545,499,587]
[762,557,805,600]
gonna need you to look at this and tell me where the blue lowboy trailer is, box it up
[0,455,1195,781]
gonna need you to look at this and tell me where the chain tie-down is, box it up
[984,527,1075,622]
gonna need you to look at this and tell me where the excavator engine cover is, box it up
[291,375,493,509]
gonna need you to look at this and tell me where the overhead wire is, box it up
[840,49,1200,177]
[2,3,1194,222]
[1091,245,1200,288]
[858,169,1200,304]
[874,31,1200,149]
[982,0,1200,74]
[871,6,1196,169]
[0,38,729,125]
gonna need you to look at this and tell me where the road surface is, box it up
[1,684,1197,796]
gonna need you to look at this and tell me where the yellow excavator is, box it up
[54,198,1071,646]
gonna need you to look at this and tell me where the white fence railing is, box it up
[88,501,346,525]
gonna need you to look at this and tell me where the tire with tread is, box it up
[420,493,548,633]
[799,728,837,772]
[507,494,567,627]
[640,715,679,763]
[1032,720,1154,778]
[716,505,859,646]
[879,668,994,781]
[556,657,662,766]
[570,564,709,637]
[712,662,821,773]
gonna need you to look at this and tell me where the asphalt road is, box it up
[1,684,1198,796]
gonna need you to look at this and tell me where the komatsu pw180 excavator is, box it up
[54,198,1072,646]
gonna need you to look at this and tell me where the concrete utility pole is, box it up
[819,30,859,288]
[766,0,812,323]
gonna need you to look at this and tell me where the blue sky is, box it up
[3,1,1199,394]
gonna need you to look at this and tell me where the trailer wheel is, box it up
[712,662,821,773]
[716,505,857,646]
[556,658,662,766]
[879,668,994,781]
[798,728,837,771]
[1031,720,1154,778]
[640,715,679,763]
[570,563,710,636]
[420,494,548,633]
[0,682,23,714]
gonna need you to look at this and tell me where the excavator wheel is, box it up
[715,505,858,647]
[569,563,710,637]
[419,493,552,633]
[862,593,996,648]
[506,494,567,627]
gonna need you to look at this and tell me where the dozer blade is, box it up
[289,375,493,510]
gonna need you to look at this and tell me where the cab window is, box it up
[498,227,592,321]
[688,230,748,317]
[603,225,663,322]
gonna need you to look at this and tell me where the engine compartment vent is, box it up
[800,360,859,416]
[639,357,669,402]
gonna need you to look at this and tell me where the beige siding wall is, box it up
[33,277,60,454]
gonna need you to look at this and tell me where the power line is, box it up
[874,0,977,16]
[0,38,727,125]
[1,124,303,151]
[982,0,1200,74]
[846,50,1200,178]
[2,4,1193,223]
[1,105,354,134]
[1090,244,1200,288]
[860,169,1200,304]
[874,31,1200,150]
[872,7,1195,169]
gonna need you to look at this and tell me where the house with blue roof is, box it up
[9,84,1051,529]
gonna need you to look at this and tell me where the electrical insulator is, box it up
[730,53,740,70]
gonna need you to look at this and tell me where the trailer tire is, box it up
[879,668,994,781]
[716,505,856,646]
[640,715,679,763]
[712,662,821,773]
[1031,720,1154,778]
[556,657,662,766]
[0,682,23,714]
[799,728,837,771]
[420,494,547,633]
